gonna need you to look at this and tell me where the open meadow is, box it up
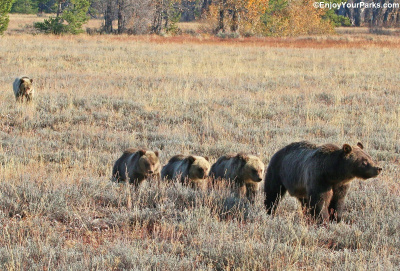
[0,15,400,270]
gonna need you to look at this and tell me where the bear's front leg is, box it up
[238,184,247,199]
[308,187,333,223]
[26,93,34,102]
[246,183,259,204]
[328,184,350,222]
[154,171,161,181]
[16,93,23,102]
[299,198,309,214]
[130,172,145,187]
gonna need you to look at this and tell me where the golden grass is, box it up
[7,13,49,28]
[0,14,399,270]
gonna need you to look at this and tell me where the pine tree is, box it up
[34,0,89,34]
[11,0,38,14]
[0,0,15,35]
[61,0,90,34]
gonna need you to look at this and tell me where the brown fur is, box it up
[264,141,382,223]
[161,155,210,190]
[210,153,265,204]
[13,77,34,103]
[112,148,161,186]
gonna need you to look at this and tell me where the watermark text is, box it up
[313,1,400,9]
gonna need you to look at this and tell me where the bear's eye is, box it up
[362,161,368,166]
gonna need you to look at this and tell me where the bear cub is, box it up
[13,76,34,103]
[112,148,161,186]
[161,155,211,190]
[210,153,265,204]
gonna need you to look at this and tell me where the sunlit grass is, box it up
[0,17,399,269]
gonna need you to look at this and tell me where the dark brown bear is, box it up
[210,153,265,204]
[264,141,382,222]
[112,148,161,186]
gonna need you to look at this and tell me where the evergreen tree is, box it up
[11,0,38,14]
[62,0,90,34]
[0,0,15,35]
[322,0,351,27]
[34,0,89,34]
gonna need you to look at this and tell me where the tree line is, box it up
[1,0,399,36]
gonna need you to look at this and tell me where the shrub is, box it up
[0,0,14,35]
[34,16,67,35]
[34,0,89,35]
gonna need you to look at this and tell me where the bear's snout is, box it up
[148,170,154,174]
[196,168,208,179]
[371,166,382,176]
[359,164,382,179]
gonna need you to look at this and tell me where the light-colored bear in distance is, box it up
[13,76,34,102]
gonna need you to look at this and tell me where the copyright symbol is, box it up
[313,2,320,8]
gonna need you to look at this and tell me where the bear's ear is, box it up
[357,142,364,149]
[20,78,25,83]
[30,78,33,83]
[187,156,196,164]
[154,151,159,157]
[138,150,146,156]
[204,156,209,161]
[342,144,352,154]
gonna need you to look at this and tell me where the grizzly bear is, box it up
[264,141,382,223]
[161,155,211,190]
[112,148,161,186]
[13,76,34,102]
[210,153,265,204]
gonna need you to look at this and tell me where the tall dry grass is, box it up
[0,16,399,270]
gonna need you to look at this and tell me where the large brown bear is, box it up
[13,76,34,102]
[210,153,265,204]
[264,141,382,223]
[112,148,161,186]
[161,155,211,190]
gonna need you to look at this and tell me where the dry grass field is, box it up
[0,15,399,270]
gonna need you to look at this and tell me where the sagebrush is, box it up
[0,32,399,270]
